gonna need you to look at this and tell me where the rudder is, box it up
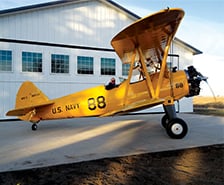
[6,81,54,119]
[15,81,49,109]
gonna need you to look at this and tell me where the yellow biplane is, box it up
[6,8,207,139]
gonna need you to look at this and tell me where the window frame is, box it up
[122,63,130,76]
[100,57,116,76]
[0,50,12,72]
[22,51,42,73]
[77,56,94,75]
[51,54,70,74]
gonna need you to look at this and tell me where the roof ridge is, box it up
[0,0,78,15]
[0,0,140,19]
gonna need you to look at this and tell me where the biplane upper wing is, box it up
[111,8,185,64]
[111,8,184,103]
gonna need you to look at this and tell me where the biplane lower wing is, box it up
[122,98,165,112]
[101,98,164,117]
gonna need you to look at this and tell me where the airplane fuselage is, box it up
[25,70,189,122]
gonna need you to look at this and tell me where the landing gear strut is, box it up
[27,109,40,131]
[162,104,188,139]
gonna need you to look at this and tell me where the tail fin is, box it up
[15,81,49,109]
[6,81,54,117]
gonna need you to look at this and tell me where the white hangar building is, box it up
[0,0,202,119]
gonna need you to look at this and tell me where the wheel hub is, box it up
[171,123,183,135]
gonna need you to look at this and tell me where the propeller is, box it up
[207,82,216,101]
[185,66,216,101]
[193,67,216,101]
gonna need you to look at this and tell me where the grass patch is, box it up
[194,102,224,109]
[193,96,224,116]
[193,107,224,117]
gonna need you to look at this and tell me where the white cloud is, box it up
[193,54,224,96]
[175,16,224,96]
[177,16,224,56]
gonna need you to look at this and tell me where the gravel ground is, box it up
[0,144,223,185]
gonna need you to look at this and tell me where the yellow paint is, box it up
[123,49,136,106]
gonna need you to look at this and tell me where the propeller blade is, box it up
[203,81,217,102]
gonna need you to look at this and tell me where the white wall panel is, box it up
[0,0,132,48]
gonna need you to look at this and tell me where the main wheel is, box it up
[32,124,38,131]
[166,118,188,139]
[161,115,169,128]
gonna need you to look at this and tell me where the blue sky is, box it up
[1,0,223,96]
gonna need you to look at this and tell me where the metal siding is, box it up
[0,1,132,47]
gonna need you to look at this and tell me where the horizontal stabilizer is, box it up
[6,101,54,116]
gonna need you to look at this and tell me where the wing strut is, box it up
[155,33,173,97]
[137,47,156,98]
[123,49,136,106]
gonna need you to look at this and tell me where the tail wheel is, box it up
[166,118,188,139]
[32,123,38,131]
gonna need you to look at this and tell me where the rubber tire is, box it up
[161,115,169,128]
[166,118,188,139]
[32,124,38,131]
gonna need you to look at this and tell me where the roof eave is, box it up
[174,37,203,55]
[104,0,140,19]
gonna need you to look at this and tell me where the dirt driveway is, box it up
[0,144,223,185]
